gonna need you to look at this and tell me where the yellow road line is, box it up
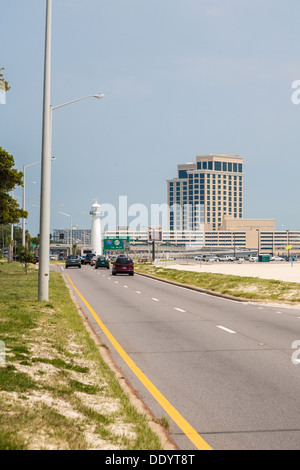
[66,274,212,451]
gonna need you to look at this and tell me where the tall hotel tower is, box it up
[167,154,243,231]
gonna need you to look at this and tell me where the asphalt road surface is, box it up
[58,264,300,450]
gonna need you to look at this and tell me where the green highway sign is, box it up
[104,237,130,251]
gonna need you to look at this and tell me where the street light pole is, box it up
[38,0,52,301]
[57,211,72,255]
[22,161,40,247]
[38,2,104,302]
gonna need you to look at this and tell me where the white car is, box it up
[271,256,285,262]
[218,256,235,262]
[249,256,258,262]
[90,255,98,266]
[207,256,218,263]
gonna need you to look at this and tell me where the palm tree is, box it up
[25,232,31,250]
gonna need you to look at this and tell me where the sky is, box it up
[1,0,300,236]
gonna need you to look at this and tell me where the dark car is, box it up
[95,256,110,269]
[82,253,96,265]
[34,256,39,264]
[65,255,81,269]
[112,256,134,276]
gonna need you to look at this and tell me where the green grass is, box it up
[135,264,300,303]
[0,261,163,450]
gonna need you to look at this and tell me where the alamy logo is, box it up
[291,340,300,365]
[291,80,300,105]
[0,80,6,105]
[0,341,5,366]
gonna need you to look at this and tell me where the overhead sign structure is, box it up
[0,81,6,105]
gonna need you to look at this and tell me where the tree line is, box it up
[0,68,37,272]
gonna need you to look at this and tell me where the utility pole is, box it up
[152,240,155,262]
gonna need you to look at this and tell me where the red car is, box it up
[112,256,134,276]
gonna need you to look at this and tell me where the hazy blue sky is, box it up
[1,0,300,235]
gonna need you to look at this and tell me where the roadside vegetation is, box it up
[0,261,163,450]
[135,264,300,303]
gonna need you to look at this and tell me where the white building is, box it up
[90,201,102,255]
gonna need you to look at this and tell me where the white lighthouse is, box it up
[90,201,102,255]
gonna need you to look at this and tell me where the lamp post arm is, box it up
[52,94,104,111]
[24,161,40,170]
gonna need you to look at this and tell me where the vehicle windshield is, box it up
[116,258,132,264]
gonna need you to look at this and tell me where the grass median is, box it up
[0,261,163,450]
[135,264,300,303]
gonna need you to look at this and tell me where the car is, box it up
[34,256,39,264]
[65,255,81,269]
[82,253,96,265]
[218,255,235,262]
[95,256,110,269]
[271,256,285,262]
[90,255,98,266]
[112,256,134,276]
[194,256,203,261]
[207,256,218,262]
[249,256,258,262]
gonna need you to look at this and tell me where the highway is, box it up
[59,264,300,450]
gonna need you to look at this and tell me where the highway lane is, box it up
[59,264,300,450]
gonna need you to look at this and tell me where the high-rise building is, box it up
[167,154,243,231]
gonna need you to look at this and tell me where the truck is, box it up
[218,255,235,262]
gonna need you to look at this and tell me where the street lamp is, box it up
[22,158,55,247]
[49,94,104,146]
[57,211,72,254]
[38,0,104,301]
[22,161,40,246]
[51,94,104,112]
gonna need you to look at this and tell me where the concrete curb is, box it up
[135,271,300,307]
[136,271,250,302]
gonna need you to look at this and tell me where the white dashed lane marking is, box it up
[217,325,237,334]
